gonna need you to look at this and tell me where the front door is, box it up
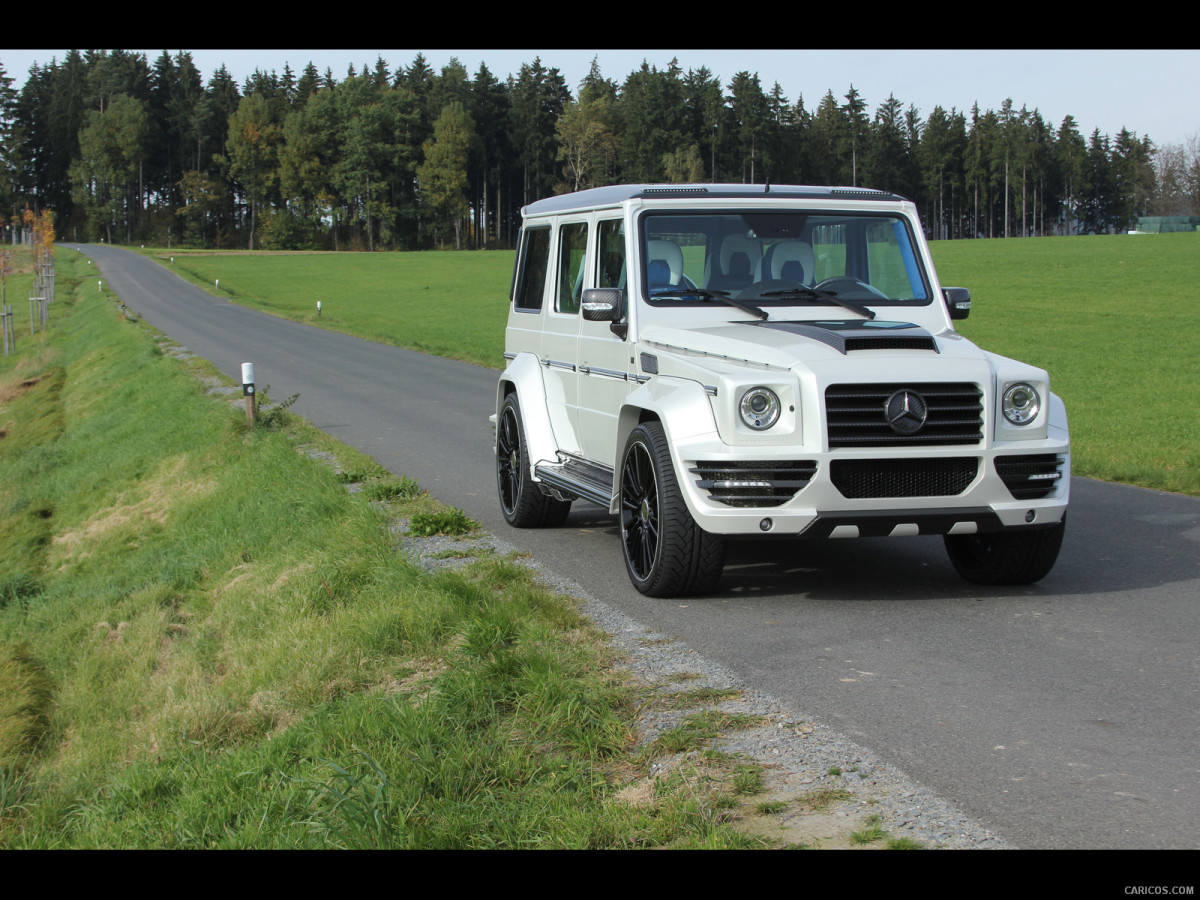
[577,217,634,468]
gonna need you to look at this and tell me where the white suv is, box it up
[493,185,1069,596]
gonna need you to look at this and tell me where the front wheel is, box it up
[620,422,725,596]
[944,517,1065,585]
[496,393,571,527]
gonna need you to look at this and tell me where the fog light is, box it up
[759,518,773,532]
[1025,509,1036,523]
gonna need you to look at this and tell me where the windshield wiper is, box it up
[757,288,876,320]
[649,287,768,321]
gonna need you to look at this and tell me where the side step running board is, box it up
[534,458,614,508]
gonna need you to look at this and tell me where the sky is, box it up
[4,48,1198,150]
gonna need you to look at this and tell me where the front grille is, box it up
[995,454,1065,500]
[830,457,979,499]
[826,383,983,447]
[691,460,817,507]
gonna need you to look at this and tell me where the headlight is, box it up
[739,387,781,430]
[1002,382,1040,425]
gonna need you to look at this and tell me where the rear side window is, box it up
[514,226,551,311]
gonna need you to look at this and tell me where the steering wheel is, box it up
[814,276,889,300]
[735,278,795,301]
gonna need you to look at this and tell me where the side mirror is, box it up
[581,288,623,322]
[943,286,971,320]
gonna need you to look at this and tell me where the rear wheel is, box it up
[620,422,725,596]
[496,393,571,527]
[944,517,1065,585]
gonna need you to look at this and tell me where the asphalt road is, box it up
[71,243,1200,849]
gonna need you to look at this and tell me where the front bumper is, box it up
[670,434,1070,537]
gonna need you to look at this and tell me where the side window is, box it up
[556,222,589,314]
[596,219,626,288]
[514,226,551,311]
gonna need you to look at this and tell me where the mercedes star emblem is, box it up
[885,389,928,434]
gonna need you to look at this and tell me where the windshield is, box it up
[641,211,930,309]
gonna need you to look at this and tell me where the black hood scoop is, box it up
[755,319,939,354]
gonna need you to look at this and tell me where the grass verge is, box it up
[0,246,786,849]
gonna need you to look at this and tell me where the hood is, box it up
[638,318,986,371]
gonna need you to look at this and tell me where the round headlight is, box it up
[1002,383,1040,425]
[739,387,781,430]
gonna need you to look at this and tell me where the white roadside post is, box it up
[242,362,256,426]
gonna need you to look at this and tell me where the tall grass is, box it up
[0,247,776,848]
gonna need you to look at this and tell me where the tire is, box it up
[943,516,1065,585]
[496,393,571,527]
[619,421,726,596]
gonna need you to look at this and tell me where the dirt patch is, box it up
[0,377,41,406]
[51,456,216,561]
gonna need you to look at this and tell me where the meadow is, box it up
[158,232,1200,496]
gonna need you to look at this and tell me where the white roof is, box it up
[521,184,904,218]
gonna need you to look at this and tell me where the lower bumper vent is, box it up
[831,457,979,499]
[995,454,1065,500]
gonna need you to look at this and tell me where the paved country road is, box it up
[70,243,1200,849]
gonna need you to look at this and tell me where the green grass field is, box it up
[160,249,513,370]
[154,232,1200,496]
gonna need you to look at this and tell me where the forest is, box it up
[1,50,1197,251]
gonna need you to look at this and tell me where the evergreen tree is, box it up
[1112,128,1155,230]
[919,106,967,239]
[1055,115,1087,234]
[469,62,511,246]
[681,66,724,183]
[808,90,842,185]
[728,71,769,183]
[296,62,321,104]
[765,82,801,184]
[865,93,907,194]
[841,85,869,185]
[0,60,19,216]
[510,58,570,202]
[278,85,342,248]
